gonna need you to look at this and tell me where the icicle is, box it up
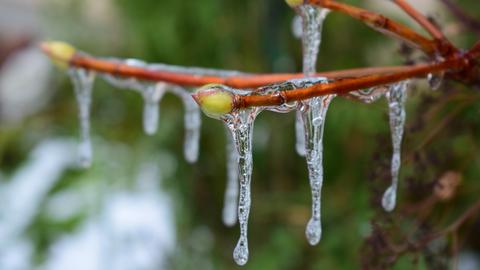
[68,68,95,168]
[142,83,167,135]
[427,72,444,90]
[301,91,334,246]
[297,4,333,245]
[382,81,408,212]
[170,86,202,163]
[294,5,330,157]
[223,107,261,266]
[300,5,329,76]
[222,129,239,227]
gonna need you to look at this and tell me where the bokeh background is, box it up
[1,0,480,269]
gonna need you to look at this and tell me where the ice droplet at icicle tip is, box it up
[223,129,239,227]
[69,68,95,168]
[382,80,408,212]
[427,72,444,90]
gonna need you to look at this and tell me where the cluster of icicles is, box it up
[66,4,444,266]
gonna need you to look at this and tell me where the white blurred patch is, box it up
[0,46,52,124]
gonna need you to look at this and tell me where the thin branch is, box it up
[307,0,437,55]
[392,0,447,41]
[40,43,410,88]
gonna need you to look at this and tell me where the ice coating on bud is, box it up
[193,84,234,120]
[40,41,76,69]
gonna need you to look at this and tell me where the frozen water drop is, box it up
[427,72,444,90]
[233,236,249,266]
[382,81,408,212]
[312,116,323,126]
[306,218,322,245]
[68,68,95,168]
[382,185,397,212]
[223,130,239,227]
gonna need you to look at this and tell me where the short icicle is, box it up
[142,82,167,135]
[224,107,261,266]
[69,68,96,168]
[170,86,201,163]
[222,128,239,227]
[382,81,409,212]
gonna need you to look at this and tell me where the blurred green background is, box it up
[1,0,480,269]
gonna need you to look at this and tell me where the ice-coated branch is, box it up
[40,41,409,88]
[192,55,471,119]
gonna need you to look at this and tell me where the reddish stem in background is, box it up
[392,0,446,41]
[307,0,437,55]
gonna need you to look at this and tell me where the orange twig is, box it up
[234,56,466,109]
[41,46,410,88]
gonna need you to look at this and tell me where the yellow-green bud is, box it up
[285,0,304,8]
[192,84,234,120]
[40,41,76,70]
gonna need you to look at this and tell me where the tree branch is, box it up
[233,56,466,109]
[40,42,410,88]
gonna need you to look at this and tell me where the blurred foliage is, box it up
[2,0,480,269]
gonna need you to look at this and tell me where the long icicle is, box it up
[222,128,239,227]
[382,80,408,212]
[225,107,261,266]
[299,4,332,245]
[69,68,96,168]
